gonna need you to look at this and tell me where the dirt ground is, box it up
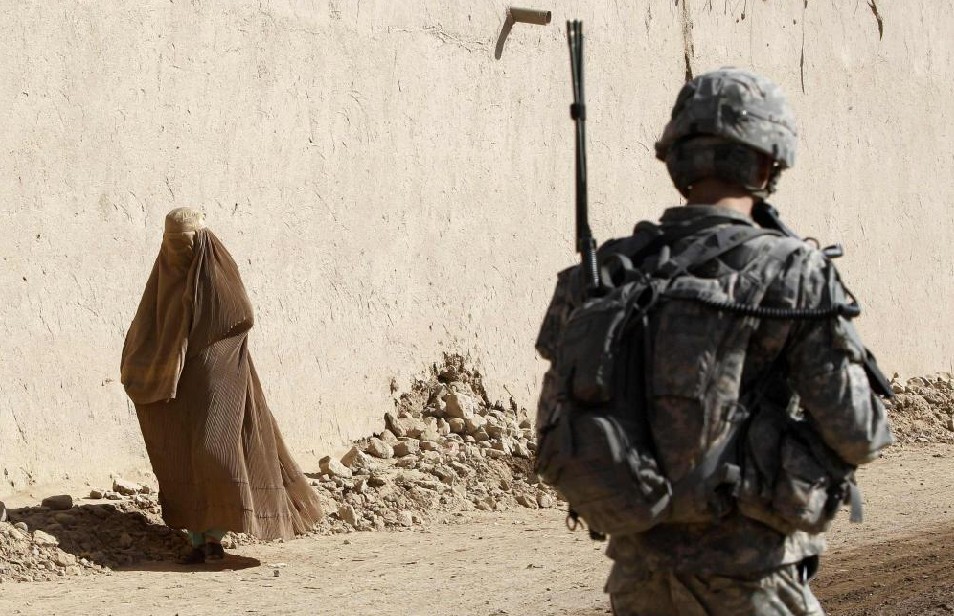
[0,443,951,615]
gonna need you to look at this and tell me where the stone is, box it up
[437,418,451,436]
[88,489,106,499]
[340,446,373,470]
[486,424,506,439]
[486,449,508,459]
[337,505,358,526]
[512,440,532,459]
[0,501,6,523]
[54,552,77,567]
[368,475,389,488]
[420,427,441,442]
[516,493,539,509]
[320,456,353,479]
[464,415,487,434]
[444,393,479,419]
[397,510,413,527]
[419,440,441,452]
[473,428,491,442]
[104,491,124,500]
[112,478,141,496]
[384,412,407,437]
[33,530,59,547]
[41,495,73,511]
[13,522,28,533]
[367,437,394,459]
[448,418,466,434]
[378,429,400,445]
[519,418,532,429]
[395,456,419,468]
[537,493,554,509]
[393,440,420,457]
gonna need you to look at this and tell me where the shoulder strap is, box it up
[655,225,778,280]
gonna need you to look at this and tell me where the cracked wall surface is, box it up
[1,1,952,494]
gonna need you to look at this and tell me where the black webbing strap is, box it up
[655,225,778,280]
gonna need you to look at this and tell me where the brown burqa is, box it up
[121,208,324,540]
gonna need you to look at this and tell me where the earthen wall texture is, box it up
[2,1,950,494]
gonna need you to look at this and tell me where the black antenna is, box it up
[567,20,600,293]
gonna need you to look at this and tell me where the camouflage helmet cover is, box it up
[655,68,797,168]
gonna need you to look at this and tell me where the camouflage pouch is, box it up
[536,276,673,536]
[738,407,860,534]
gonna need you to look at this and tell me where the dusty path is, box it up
[2,444,953,616]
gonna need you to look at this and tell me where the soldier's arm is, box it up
[784,250,894,466]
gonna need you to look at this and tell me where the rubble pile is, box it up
[0,480,186,583]
[1,355,557,582]
[886,374,954,445]
[307,354,558,533]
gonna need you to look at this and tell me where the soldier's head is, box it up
[655,68,797,201]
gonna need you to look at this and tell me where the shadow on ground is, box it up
[9,501,189,568]
[816,522,954,615]
[119,553,261,573]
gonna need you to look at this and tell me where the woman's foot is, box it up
[179,547,206,565]
[205,541,225,561]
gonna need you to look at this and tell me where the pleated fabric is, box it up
[122,223,324,540]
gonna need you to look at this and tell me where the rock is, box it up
[448,418,466,434]
[368,475,389,488]
[378,429,400,445]
[464,415,487,434]
[519,418,532,429]
[516,493,539,509]
[340,446,374,470]
[0,501,6,523]
[14,522,28,533]
[53,512,75,525]
[320,456,353,479]
[384,412,408,437]
[41,495,73,511]
[33,530,59,547]
[118,532,133,548]
[367,437,394,459]
[948,416,954,432]
[393,440,420,457]
[395,456,419,468]
[337,505,358,526]
[437,418,451,436]
[55,552,77,567]
[104,491,124,500]
[444,393,479,419]
[397,510,413,527]
[420,428,441,442]
[419,440,441,452]
[537,493,554,509]
[112,479,141,496]
[486,449,509,459]
[472,428,491,442]
[512,440,532,459]
[88,489,106,499]
[139,484,154,494]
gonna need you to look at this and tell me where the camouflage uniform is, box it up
[536,204,893,615]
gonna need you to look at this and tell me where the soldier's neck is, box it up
[685,180,756,217]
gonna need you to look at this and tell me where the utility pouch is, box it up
[739,411,859,534]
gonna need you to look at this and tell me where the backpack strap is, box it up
[655,225,779,280]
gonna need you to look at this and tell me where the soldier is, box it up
[535,68,893,615]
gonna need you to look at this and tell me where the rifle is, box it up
[752,201,894,398]
[567,20,601,295]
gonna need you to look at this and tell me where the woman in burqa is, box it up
[120,207,324,564]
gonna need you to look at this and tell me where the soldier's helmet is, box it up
[655,68,797,197]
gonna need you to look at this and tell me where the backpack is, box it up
[535,222,856,537]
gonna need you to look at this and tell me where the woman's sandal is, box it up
[205,542,225,561]
[179,547,206,565]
